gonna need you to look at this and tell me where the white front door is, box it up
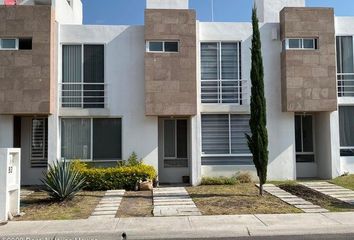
[158,119,190,184]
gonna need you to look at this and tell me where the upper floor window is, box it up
[201,42,244,104]
[146,41,179,53]
[337,36,354,97]
[0,39,17,50]
[61,44,105,108]
[285,38,318,50]
[0,38,32,50]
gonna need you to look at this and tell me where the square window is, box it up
[164,42,178,52]
[1,39,17,49]
[288,39,301,49]
[148,42,163,52]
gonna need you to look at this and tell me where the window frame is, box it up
[200,113,252,158]
[61,43,106,109]
[200,41,243,104]
[295,114,316,163]
[30,118,48,168]
[0,38,18,50]
[146,40,179,53]
[285,38,318,50]
[60,117,123,162]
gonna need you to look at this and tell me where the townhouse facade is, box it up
[0,0,353,185]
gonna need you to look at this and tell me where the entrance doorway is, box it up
[158,118,190,184]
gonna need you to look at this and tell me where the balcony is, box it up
[338,73,354,97]
[201,79,249,105]
[60,83,106,109]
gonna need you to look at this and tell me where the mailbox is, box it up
[0,148,21,222]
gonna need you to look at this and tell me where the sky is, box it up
[83,0,354,25]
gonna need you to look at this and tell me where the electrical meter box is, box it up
[0,148,21,222]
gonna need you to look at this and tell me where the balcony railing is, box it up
[201,79,248,104]
[60,83,106,109]
[338,73,354,97]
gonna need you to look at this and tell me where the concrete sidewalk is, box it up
[1,212,354,239]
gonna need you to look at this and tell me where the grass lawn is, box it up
[330,174,354,191]
[278,184,354,212]
[16,191,105,221]
[186,183,301,215]
[116,191,153,218]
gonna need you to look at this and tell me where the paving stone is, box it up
[300,182,354,206]
[91,211,117,215]
[89,190,125,218]
[258,183,329,213]
[152,187,201,217]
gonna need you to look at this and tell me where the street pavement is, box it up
[2,212,354,239]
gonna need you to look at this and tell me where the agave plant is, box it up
[41,160,86,201]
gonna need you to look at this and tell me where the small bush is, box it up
[236,172,253,183]
[72,160,157,191]
[201,176,238,185]
[41,160,86,201]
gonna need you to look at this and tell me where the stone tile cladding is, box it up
[280,7,337,112]
[0,5,56,114]
[145,9,197,116]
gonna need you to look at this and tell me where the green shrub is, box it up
[72,160,157,191]
[235,172,253,183]
[41,160,86,201]
[117,152,142,167]
[201,176,238,185]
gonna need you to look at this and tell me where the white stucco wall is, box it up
[335,17,354,35]
[0,115,13,148]
[54,0,82,25]
[59,25,158,169]
[198,22,296,181]
[254,0,305,23]
[146,0,189,9]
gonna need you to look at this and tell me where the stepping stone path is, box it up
[153,187,201,217]
[258,184,329,213]
[20,189,34,199]
[89,190,125,219]
[300,182,354,205]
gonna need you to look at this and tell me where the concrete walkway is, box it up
[2,213,354,239]
[89,190,125,219]
[153,187,201,217]
[300,181,354,204]
[260,184,329,213]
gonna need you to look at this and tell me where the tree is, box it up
[245,6,269,196]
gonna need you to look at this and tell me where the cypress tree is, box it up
[246,6,269,196]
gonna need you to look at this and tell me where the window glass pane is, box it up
[62,45,82,83]
[201,114,229,154]
[230,115,251,154]
[164,120,176,158]
[339,106,354,147]
[19,38,32,50]
[93,119,122,160]
[221,43,239,80]
[201,43,218,80]
[165,42,178,52]
[295,115,302,152]
[302,115,314,152]
[177,120,187,158]
[84,45,104,108]
[288,39,301,49]
[339,36,354,73]
[61,118,91,160]
[303,39,314,49]
[2,39,16,49]
[149,42,163,52]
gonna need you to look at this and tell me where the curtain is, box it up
[201,43,218,80]
[230,115,251,154]
[62,45,82,107]
[61,118,91,160]
[339,107,354,147]
[93,119,122,160]
[201,114,230,154]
